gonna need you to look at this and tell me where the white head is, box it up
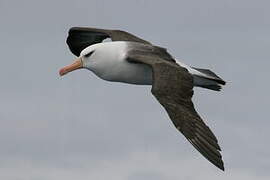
[59,41,128,81]
[59,41,127,77]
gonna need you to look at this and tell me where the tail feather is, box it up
[193,68,226,85]
[193,75,223,91]
[192,68,226,91]
[175,60,226,91]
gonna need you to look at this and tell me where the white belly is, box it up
[102,60,153,85]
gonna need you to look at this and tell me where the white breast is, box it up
[81,41,152,85]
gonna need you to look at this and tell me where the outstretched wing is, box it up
[66,27,151,56]
[127,53,224,171]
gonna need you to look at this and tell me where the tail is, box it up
[192,68,226,91]
[176,61,226,91]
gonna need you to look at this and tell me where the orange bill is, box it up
[59,58,83,76]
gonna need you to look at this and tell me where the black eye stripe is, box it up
[84,50,95,58]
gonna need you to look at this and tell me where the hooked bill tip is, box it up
[59,68,68,76]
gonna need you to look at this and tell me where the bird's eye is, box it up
[84,50,95,58]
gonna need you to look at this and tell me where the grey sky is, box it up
[0,0,269,179]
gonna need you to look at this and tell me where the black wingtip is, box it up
[214,155,225,171]
[219,164,225,171]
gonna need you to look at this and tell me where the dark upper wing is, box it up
[127,53,224,171]
[66,27,151,56]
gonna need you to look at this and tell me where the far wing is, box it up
[127,53,224,171]
[66,27,151,56]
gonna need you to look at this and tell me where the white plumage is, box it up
[80,41,152,85]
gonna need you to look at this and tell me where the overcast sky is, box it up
[0,0,269,179]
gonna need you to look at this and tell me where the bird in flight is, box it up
[59,27,226,170]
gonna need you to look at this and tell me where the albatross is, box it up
[59,27,226,170]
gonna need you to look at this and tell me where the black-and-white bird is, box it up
[59,27,226,170]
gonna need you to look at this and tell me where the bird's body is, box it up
[59,27,227,171]
[80,41,222,89]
